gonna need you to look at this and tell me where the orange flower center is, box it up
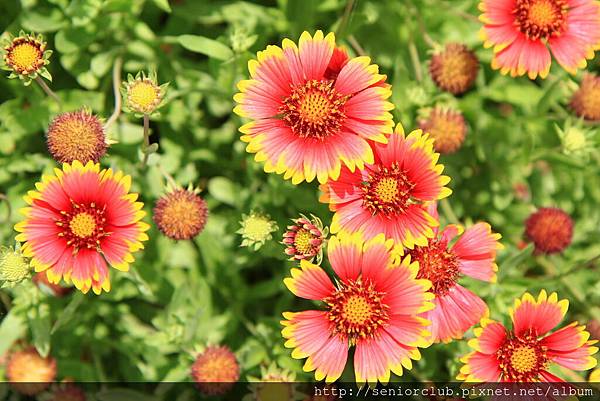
[497,331,548,381]
[153,190,208,240]
[280,80,349,139]
[47,111,106,164]
[324,278,389,344]
[57,202,107,251]
[362,162,415,216]
[515,0,568,40]
[410,239,460,296]
[6,39,43,74]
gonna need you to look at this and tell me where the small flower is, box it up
[122,70,168,115]
[479,0,600,78]
[407,203,502,343]
[570,74,600,121]
[458,290,598,382]
[191,345,240,396]
[1,31,52,84]
[282,232,434,385]
[319,124,451,249]
[555,121,596,158]
[418,107,467,154]
[524,207,573,254]
[429,43,479,95]
[246,363,296,401]
[234,30,394,184]
[153,186,208,240]
[46,109,107,164]
[0,245,31,287]
[237,211,278,250]
[282,214,327,264]
[14,161,150,294]
[33,272,73,298]
[6,347,57,395]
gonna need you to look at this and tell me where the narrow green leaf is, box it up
[177,35,233,61]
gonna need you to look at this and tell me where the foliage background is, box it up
[0,0,599,389]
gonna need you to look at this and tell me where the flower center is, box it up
[8,41,42,72]
[129,81,159,109]
[362,162,415,216]
[57,202,107,251]
[280,80,349,139]
[47,113,105,163]
[243,216,274,241]
[324,278,389,344]
[497,331,548,381]
[514,0,567,40]
[410,239,460,296]
[293,229,315,254]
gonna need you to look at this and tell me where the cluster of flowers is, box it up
[229,0,600,385]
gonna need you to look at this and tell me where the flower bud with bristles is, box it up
[525,207,573,254]
[570,74,600,121]
[153,185,208,240]
[122,70,168,115]
[282,214,327,264]
[0,245,31,288]
[429,43,479,95]
[237,211,278,250]
[418,107,467,154]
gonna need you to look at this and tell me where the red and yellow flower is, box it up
[319,124,451,249]
[408,203,502,343]
[282,232,434,385]
[459,290,598,382]
[14,161,149,294]
[234,31,393,184]
[479,0,600,79]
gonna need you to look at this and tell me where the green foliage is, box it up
[0,0,598,388]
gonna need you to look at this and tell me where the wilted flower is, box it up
[153,186,208,240]
[524,207,573,254]
[238,211,278,250]
[459,291,597,382]
[6,347,57,395]
[46,109,108,164]
[1,31,52,84]
[429,43,479,95]
[282,214,327,264]
[122,70,168,115]
[418,107,467,154]
[0,245,31,287]
[191,345,240,396]
[571,74,600,121]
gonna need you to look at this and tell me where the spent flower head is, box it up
[153,183,208,240]
[418,106,467,154]
[191,345,240,396]
[429,43,479,95]
[0,244,31,288]
[122,70,168,116]
[238,211,278,250]
[1,31,52,85]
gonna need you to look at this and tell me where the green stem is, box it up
[35,76,60,105]
[408,40,423,82]
[336,0,356,38]
[347,35,366,56]
[104,56,123,130]
[142,114,150,167]
[440,199,459,223]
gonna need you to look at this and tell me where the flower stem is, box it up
[408,39,423,82]
[35,76,60,105]
[347,35,367,56]
[104,56,123,130]
[142,114,151,167]
[336,0,356,37]
[440,199,459,223]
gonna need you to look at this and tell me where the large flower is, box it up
[459,290,598,382]
[319,124,451,249]
[407,203,502,343]
[234,30,394,184]
[14,161,149,294]
[281,232,434,385]
[479,0,600,79]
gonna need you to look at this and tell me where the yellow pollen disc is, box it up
[374,177,399,203]
[294,229,314,254]
[343,295,372,325]
[243,217,273,241]
[300,92,331,124]
[510,346,538,373]
[129,81,159,108]
[528,1,558,27]
[10,43,40,71]
[69,213,96,238]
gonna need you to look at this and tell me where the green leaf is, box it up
[0,311,27,357]
[51,293,84,334]
[29,303,51,357]
[177,35,233,61]
[152,0,171,13]
[207,176,237,206]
